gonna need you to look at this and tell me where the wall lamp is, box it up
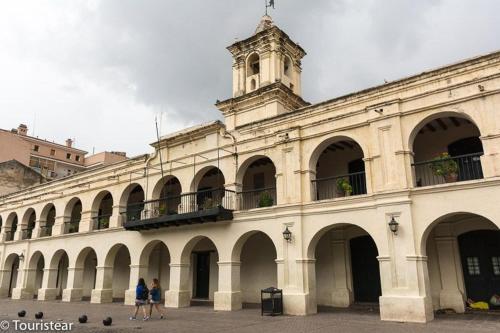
[282,226,292,242]
[388,216,399,235]
[19,253,25,261]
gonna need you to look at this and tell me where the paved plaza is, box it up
[0,300,498,333]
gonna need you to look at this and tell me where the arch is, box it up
[190,166,225,193]
[64,197,82,234]
[26,251,45,298]
[139,240,170,265]
[151,175,182,200]
[308,135,367,173]
[1,253,20,297]
[5,212,17,228]
[246,52,260,76]
[39,204,56,237]
[47,249,69,297]
[230,230,278,262]
[139,240,171,296]
[237,155,277,209]
[64,197,82,217]
[75,247,99,268]
[180,235,220,264]
[21,208,36,239]
[103,243,131,300]
[408,111,480,152]
[119,183,145,207]
[5,213,18,241]
[91,190,113,212]
[91,191,113,230]
[74,247,98,299]
[40,203,56,221]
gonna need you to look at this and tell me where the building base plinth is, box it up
[90,289,113,303]
[62,288,83,302]
[124,289,136,306]
[379,296,434,323]
[330,289,353,308]
[283,292,316,316]
[11,288,34,300]
[214,291,242,311]
[439,291,465,313]
[165,290,191,308]
[37,288,58,301]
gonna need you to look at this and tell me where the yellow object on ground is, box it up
[469,301,489,310]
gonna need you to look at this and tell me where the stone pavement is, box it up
[0,299,498,333]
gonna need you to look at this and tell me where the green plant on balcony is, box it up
[429,152,459,183]
[99,217,109,229]
[258,191,274,208]
[336,178,353,197]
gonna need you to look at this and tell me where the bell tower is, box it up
[217,15,309,130]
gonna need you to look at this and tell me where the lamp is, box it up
[388,216,399,235]
[19,253,25,261]
[282,226,292,242]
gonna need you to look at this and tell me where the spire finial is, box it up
[265,0,275,15]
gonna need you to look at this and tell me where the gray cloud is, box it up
[0,0,499,155]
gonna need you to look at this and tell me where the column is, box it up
[51,216,67,236]
[31,219,43,239]
[165,263,191,308]
[330,232,353,307]
[434,236,465,313]
[109,205,124,228]
[62,267,84,302]
[78,211,93,232]
[11,268,35,300]
[90,266,113,303]
[37,268,59,301]
[214,261,241,311]
[124,264,147,305]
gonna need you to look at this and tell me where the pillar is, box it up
[124,264,147,305]
[51,216,67,236]
[90,266,113,303]
[109,205,124,228]
[62,267,84,302]
[11,268,35,300]
[37,268,59,301]
[214,261,241,311]
[330,232,353,307]
[78,211,93,232]
[434,236,466,313]
[165,263,191,308]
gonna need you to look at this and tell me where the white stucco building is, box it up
[0,16,499,323]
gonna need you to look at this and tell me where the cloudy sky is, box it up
[1,0,499,156]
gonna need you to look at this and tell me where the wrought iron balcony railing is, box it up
[4,231,15,242]
[238,187,277,210]
[124,188,236,224]
[412,153,483,187]
[312,171,367,201]
[39,225,53,237]
[92,214,111,230]
[64,220,80,234]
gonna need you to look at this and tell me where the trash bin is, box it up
[261,287,283,316]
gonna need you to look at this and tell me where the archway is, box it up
[140,241,171,300]
[191,167,226,212]
[71,247,98,301]
[423,212,499,312]
[49,250,69,298]
[310,137,366,200]
[64,198,82,234]
[152,176,182,217]
[25,251,44,299]
[0,254,20,298]
[40,204,56,237]
[234,231,277,306]
[410,114,484,187]
[21,208,36,240]
[311,225,381,309]
[238,156,277,210]
[121,184,145,222]
[5,213,18,242]
[181,237,219,302]
[92,191,113,230]
[103,244,131,302]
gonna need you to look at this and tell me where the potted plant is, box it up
[336,178,353,197]
[99,217,109,229]
[429,152,459,183]
[258,191,274,208]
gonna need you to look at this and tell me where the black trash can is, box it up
[261,287,283,316]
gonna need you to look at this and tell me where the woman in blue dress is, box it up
[149,278,166,319]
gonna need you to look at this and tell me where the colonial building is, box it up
[0,16,499,323]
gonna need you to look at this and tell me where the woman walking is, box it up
[130,278,149,321]
[149,278,166,319]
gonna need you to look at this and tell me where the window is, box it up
[33,145,39,152]
[75,155,80,162]
[50,149,55,156]
[66,153,71,159]
[492,257,500,276]
[284,56,292,77]
[466,257,480,275]
[247,53,260,76]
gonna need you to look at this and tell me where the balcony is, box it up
[123,188,235,231]
[238,187,277,210]
[92,214,111,230]
[64,220,80,234]
[412,153,483,187]
[312,171,367,201]
[39,225,53,237]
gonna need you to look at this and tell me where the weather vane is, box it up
[265,0,275,15]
